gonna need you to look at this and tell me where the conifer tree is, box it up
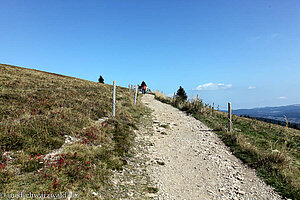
[176,86,187,101]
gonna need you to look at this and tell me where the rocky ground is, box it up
[99,106,156,199]
[142,94,282,200]
[106,94,282,199]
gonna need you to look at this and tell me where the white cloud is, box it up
[278,96,288,100]
[271,33,279,38]
[248,86,256,90]
[195,83,232,91]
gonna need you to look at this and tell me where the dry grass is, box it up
[0,64,146,198]
[154,91,300,199]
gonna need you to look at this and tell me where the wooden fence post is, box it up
[173,92,176,104]
[228,102,232,132]
[112,80,116,116]
[134,84,138,105]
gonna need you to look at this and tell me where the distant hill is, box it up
[232,104,300,125]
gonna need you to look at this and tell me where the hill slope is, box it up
[233,105,300,125]
[0,64,145,198]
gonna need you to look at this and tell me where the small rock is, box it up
[146,193,156,198]
[272,149,280,153]
[237,190,245,195]
[236,176,244,181]
[207,189,213,194]
[157,161,165,165]
[234,128,242,132]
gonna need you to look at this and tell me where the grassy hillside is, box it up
[154,91,300,199]
[0,64,145,198]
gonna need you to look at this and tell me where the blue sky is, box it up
[0,0,299,109]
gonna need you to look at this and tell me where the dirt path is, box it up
[142,94,281,200]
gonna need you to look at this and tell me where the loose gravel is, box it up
[142,94,281,200]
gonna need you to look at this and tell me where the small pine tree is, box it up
[98,75,104,83]
[176,86,187,101]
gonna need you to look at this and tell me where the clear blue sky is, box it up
[1,0,299,109]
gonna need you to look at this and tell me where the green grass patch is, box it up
[147,187,159,193]
[0,64,146,198]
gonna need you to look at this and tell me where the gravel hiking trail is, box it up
[142,94,281,200]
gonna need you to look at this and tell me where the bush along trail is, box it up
[142,94,283,199]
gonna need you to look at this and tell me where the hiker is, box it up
[140,81,147,94]
[142,85,147,94]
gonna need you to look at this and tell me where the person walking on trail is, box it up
[142,85,147,94]
[141,81,147,94]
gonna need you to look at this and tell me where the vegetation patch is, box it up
[147,186,159,193]
[0,64,146,198]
